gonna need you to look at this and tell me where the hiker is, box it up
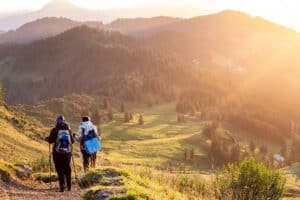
[46,115,74,192]
[76,116,100,172]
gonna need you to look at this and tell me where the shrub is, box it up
[31,157,53,172]
[33,173,58,183]
[79,169,104,188]
[215,158,286,200]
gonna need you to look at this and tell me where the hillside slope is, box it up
[0,104,47,163]
[0,26,188,104]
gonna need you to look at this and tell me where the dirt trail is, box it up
[0,178,83,200]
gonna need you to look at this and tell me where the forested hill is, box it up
[0,17,103,44]
[0,26,193,104]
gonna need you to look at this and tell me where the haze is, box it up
[0,0,300,31]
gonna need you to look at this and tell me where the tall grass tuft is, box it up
[214,158,286,200]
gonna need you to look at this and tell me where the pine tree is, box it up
[130,112,133,120]
[138,114,144,125]
[108,107,113,121]
[103,98,109,110]
[92,111,101,125]
[177,114,185,123]
[191,148,195,160]
[121,102,125,113]
[260,144,268,155]
[184,149,188,161]
[280,143,287,157]
[249,141,256,154]
[124,111,130,123]
[230,144,241,163]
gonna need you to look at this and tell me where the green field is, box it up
[5,97,300,199]
[100,103,210,170]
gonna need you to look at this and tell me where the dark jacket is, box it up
[46,122,74,154]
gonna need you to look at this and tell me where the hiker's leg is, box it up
[92,153,97,168]
[63,154,72,190]
[91,153,94,168]
[81,150,89,172]
[53,154,65,191]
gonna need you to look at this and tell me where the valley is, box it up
[1,2,300,199]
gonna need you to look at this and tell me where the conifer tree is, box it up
[260,144,268,155]
[138,114,144,125]
[124,111,130,123]
[92,111,101,125]
[104,98,109,110]
[250,141,256,154]
[130,112,133,120]
[108,107,113,121]
[121,102,125,113]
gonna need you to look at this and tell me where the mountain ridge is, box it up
[0,17,104,44]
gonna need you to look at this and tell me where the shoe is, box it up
[59,187,65,193]
[67,186,71,191]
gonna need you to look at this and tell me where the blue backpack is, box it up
[55,130,71,154]
[83,129,101,155]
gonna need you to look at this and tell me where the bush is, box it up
[33,172,58,183]
[79,169,104,188]
[31,157,53,172]
[215,158,286,200]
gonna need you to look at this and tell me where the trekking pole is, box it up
[49,143,52,190]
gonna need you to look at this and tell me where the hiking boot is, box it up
[58,187,65,193]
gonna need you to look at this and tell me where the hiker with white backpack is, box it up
[76,116,101,172]
[45,115,74,192]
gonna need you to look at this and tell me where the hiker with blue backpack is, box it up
[45,115,74,192]
[76,116,101,172]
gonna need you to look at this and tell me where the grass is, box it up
[79,169,104,188]
[10,95,300,199]
[83,167,193,200]
[0,105,48,164]
[99,103,211,170]
[32,172,58,183]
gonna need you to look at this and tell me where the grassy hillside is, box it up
[17,94,284,170]
[0,104,47,165]
[0,87,296,199]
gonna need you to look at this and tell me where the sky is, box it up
[0,0,299,31]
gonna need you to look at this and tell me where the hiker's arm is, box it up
[45,128,56,144]
[69,129,75,144]
[96,126,101,140]
[75,127,84,142]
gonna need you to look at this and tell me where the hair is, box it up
[82,116,90,122]
[56,115,65,125]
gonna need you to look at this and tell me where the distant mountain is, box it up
[0,26,184,104]
[1,10,300,118]
[138,10,300,68]
[0,16,180,44]
[106,16,181,36]
[0,17,103,44]
[0,0,104,31]
[0,0,203,31]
